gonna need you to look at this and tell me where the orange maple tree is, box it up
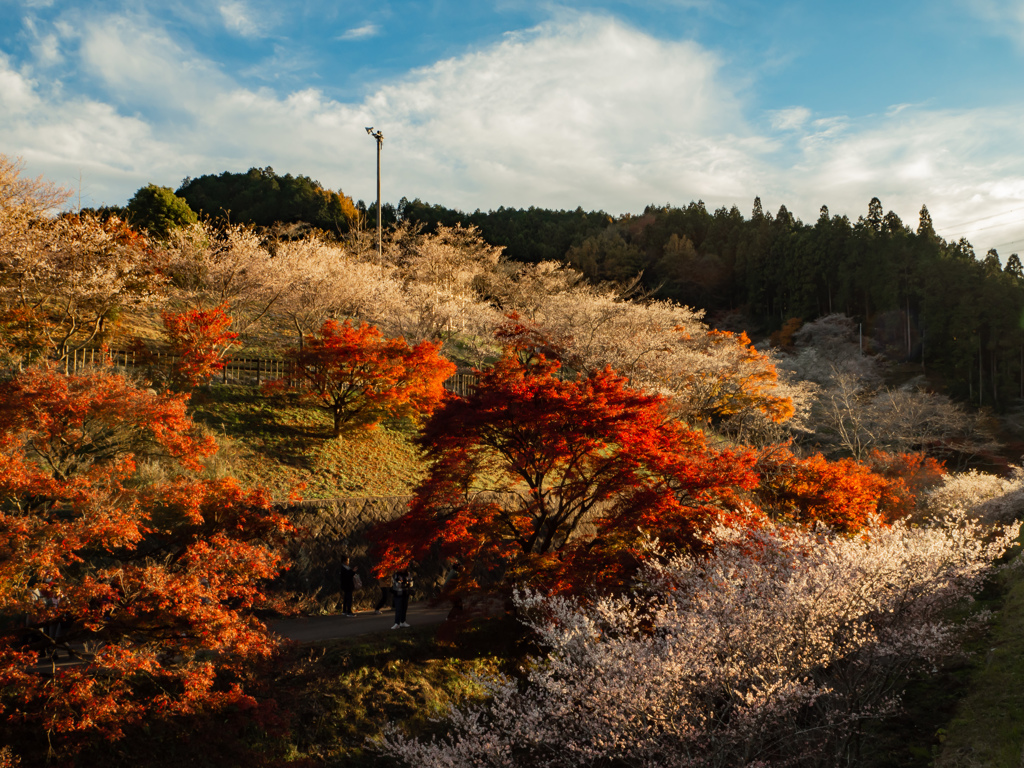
[753,445,932,531]
[285,319,455,438]
[0,365,292,760]
[371,352,760,596]
[680,328,795,425]
[161,302,241,388]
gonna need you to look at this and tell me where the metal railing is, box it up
[62,347,478,397]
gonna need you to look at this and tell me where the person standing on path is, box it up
[391,568,413,629]
[373,571,392,614]
[339,555,360,617]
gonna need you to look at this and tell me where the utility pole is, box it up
[365,126,383,260]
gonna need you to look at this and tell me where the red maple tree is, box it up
[371,353,760,595]
[753,445,928,531]
[493,311,574,368]
[161,302,241,388]
[0,365,292,760]
[286,319,455,438]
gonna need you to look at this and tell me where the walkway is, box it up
[269,603,451,643]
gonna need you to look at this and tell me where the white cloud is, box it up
[21,17,62,67]
[769,107,811,131]
[775,106,1024,252]
[360,14,755,208]
[219,0,266,38]
[1,8,1023,255]
[338,23,381,41]
[962,0,1024,45]
[0,54,40,116]
[74,14,233,113]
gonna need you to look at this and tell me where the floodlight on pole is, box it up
[365,126,384,261]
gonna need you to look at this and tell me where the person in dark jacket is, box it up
[374,572,392,614]
[339,555,359,616]
[391,568,413,629]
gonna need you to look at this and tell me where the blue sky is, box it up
[2,0,1024,256]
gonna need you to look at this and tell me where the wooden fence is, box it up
[62,347,478,397]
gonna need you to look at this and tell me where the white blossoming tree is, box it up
[380,515,1019,768]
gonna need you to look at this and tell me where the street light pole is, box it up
[365,126,383,260]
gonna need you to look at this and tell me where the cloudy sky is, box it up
[2,0,1024,256]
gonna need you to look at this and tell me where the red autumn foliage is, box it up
[493,312,573,368]
[865,449,946,520]
[285,319,456,438]
[161,302,240,388]
[0,365,292,760]
[370,353,760,596]
[753,445,927,531]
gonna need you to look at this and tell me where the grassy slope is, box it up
[188,386,427,499]
[934,558,1024,768]
[276,617,524,766]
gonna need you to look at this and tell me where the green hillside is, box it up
[188,386,427,499]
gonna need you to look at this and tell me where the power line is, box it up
[990,237,1024,252]
[938,206,1020,232]
[941,218,1024,237]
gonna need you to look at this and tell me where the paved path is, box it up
[269,603,452,643]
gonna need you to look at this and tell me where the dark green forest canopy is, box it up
[399,196,614,264]
[176,167,358,233]
[402,195,1024,410]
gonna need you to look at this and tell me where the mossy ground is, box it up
[69,616,527,768]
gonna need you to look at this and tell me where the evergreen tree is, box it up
[1005,253,1024,280]
[177,167,357,233]
[126,184,198,238]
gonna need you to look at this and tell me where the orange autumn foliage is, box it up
[161,302,241,388]
[681,328,795,425]
[753,446,934,531]
[0,365,291,760]
[285,319,455,438]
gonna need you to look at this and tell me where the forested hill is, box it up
[177,167,359,234]
[401,196,1024,410]
[113,170,1024,411]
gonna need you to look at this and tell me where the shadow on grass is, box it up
[189,386,335,471]
[859,572,1010,768]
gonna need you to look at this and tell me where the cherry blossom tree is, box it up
[380,515,1020,768]
[160,221,288,342]
[923,466,1024,523]
[1,210,166,362]
[373,223,502,352]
